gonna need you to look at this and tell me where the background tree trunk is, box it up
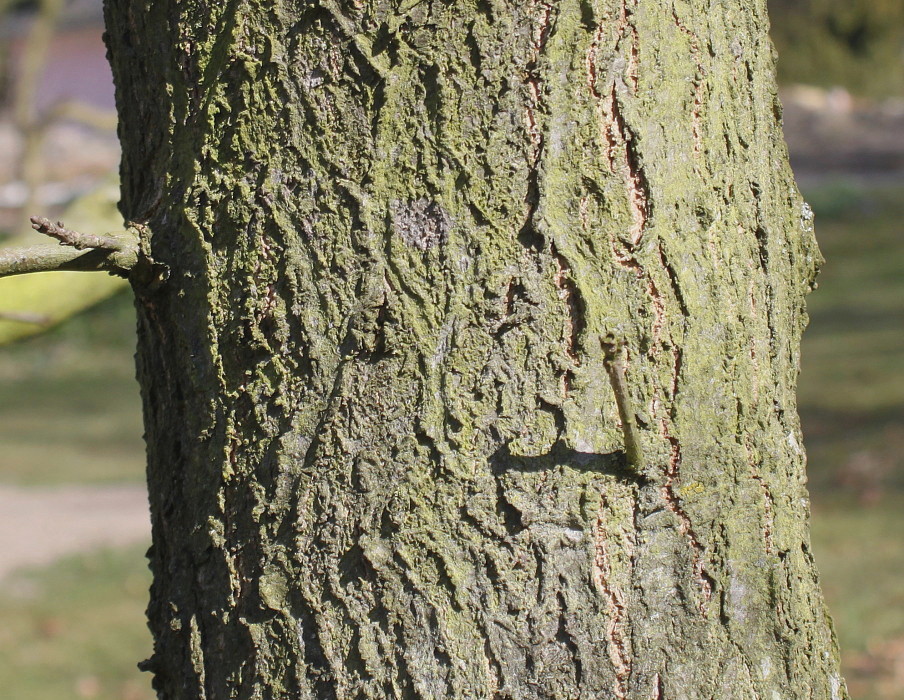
[104,0,846,697]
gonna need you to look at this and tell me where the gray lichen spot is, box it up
[729,574,749,622]
[390,198,451,250]
[830,674,843,700]
[800,201,815,232]
[302,69,325,89]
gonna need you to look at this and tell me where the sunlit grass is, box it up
[0,292,144,484]
[799,182,904,492]
[0,546,153,700]
[800,182,904,699]
[811,497,904,700]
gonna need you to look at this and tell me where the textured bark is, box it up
[104,1,845,698]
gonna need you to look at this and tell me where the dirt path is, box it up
[0,483,150,581]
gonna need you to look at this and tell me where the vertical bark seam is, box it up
[619,0,640,92]
[605,86,649,246]
[745,437,776,555]
[585,7,648,245]
[660,436,714,612]
[593,496,632,700]
[525,0,554,165]
[551,243,583,398]
[671,6,705,157]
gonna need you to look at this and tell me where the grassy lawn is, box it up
[811,498,904,700]
[0,546,153,700]
[800,182,904,699]
[0,293,144,485]
[799,183,904,496]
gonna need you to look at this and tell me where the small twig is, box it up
[0,243,115,277]
[29,216,125,251]
[0,216,140,279]
[600,333,645,470]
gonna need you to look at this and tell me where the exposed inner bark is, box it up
[104,0,845,697]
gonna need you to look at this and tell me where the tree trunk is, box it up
[104,0,846,697]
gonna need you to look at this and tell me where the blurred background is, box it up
[0,1,901,698]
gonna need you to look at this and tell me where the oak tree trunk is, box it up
[104,0,846,697]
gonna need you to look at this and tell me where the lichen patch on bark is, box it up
[390,199,451,251]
